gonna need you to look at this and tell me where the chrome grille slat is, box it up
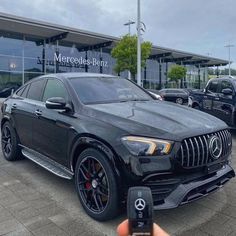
[199,136,205,165]
[189,138,195,167]
[177,129,231,168]
[184,140,190,166]
[222,131,227,156]
[180,146,184,166]
[203,136,209,164]
[194,137,200,166]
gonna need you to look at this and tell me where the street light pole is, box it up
[124,20,135,80]
[225,44,234,77]
[137,0,142,86]
[124,20,135,35]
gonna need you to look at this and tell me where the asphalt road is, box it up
[0,133,236,236]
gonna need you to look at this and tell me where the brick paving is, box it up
[0,132,235,235]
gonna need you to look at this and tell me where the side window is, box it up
[207,81,219,93]
[42,79,68,102]
[16,87,25,96]
[27,80,45,101]
[221,80,234,92]
[21,84,30,98]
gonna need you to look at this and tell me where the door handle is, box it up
[214,97,220,100]
[35,110,42,116]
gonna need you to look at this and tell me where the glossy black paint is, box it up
[1,73,234,209]
[190,77,236,127]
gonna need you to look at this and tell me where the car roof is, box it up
[24,73,119,84]
[209,76,236,82]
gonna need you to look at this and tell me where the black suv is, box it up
[189,77,236,127]
[1,73,235,221]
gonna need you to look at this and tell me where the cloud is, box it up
[0,0,236,68]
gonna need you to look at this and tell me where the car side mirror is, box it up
[46,97,71,111]
[222,88,233,96]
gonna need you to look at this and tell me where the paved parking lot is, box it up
[0,133,236,236]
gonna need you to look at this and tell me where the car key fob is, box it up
[127,186,153,236]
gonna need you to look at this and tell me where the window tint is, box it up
[42,79,68,102]
[27,80,45,101]
[207,81,218,93]
[221,80,233,92]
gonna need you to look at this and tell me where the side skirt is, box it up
[19,145,74,180]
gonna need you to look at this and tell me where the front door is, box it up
[32,78,71,166]
[212,80,235,126]
[202,79,220,116]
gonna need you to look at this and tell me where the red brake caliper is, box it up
[85,173,91,189]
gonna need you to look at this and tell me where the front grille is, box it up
[176,130,232,168]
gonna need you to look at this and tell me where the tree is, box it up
[168,65,187,87]
[111,35,152,79]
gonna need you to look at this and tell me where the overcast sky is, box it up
[0,0,236,68]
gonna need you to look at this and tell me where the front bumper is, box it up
[142,164,235,210]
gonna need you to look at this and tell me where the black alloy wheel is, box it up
[1,121,21,161]
[176,97,184,105]
[75,148,119,221]
[2,125,12,158]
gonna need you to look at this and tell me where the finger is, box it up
[117,219,129,236]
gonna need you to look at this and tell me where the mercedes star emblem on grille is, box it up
[209,135,222,160]
[134,198,146,211]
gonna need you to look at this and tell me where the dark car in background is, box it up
[1,73,234,221]
[0,83,21,98]
[189,77,236,127]
[159,88,189,105]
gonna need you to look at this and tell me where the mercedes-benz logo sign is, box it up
[209,135,222,160]
[134,198,146,211]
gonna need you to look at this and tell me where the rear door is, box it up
[212,80,235,125]
[11,80,45,148]
[202,80,220,115]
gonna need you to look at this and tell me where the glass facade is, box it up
[0,31,208,93]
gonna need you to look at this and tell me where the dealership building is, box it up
[0,12,228,90]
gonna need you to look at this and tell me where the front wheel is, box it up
[75,148,119,221]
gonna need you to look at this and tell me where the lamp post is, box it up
[224,44,234,77]
[124,20,135,80]
[124,20,135,35]
[137,0,141,86]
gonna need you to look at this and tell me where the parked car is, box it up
[0,83,21,98]
[147,89,163,100]
[159,88,189,105]
[1,73,234,221]
[189,77,236,127]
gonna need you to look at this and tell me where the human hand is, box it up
[117,219,170,236]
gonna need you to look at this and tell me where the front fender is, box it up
[69,135,122,180]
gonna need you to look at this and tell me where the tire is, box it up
[176,97,183,105]
[193,104,200,110]
[1,121,22,161]
[75,148,119,221]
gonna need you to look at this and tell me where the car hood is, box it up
[86,100,228,141]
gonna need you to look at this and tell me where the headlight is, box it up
[121,136,173,156]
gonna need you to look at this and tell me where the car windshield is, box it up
[69,76,153,104]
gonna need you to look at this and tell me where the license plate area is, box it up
[205,163,223,174]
